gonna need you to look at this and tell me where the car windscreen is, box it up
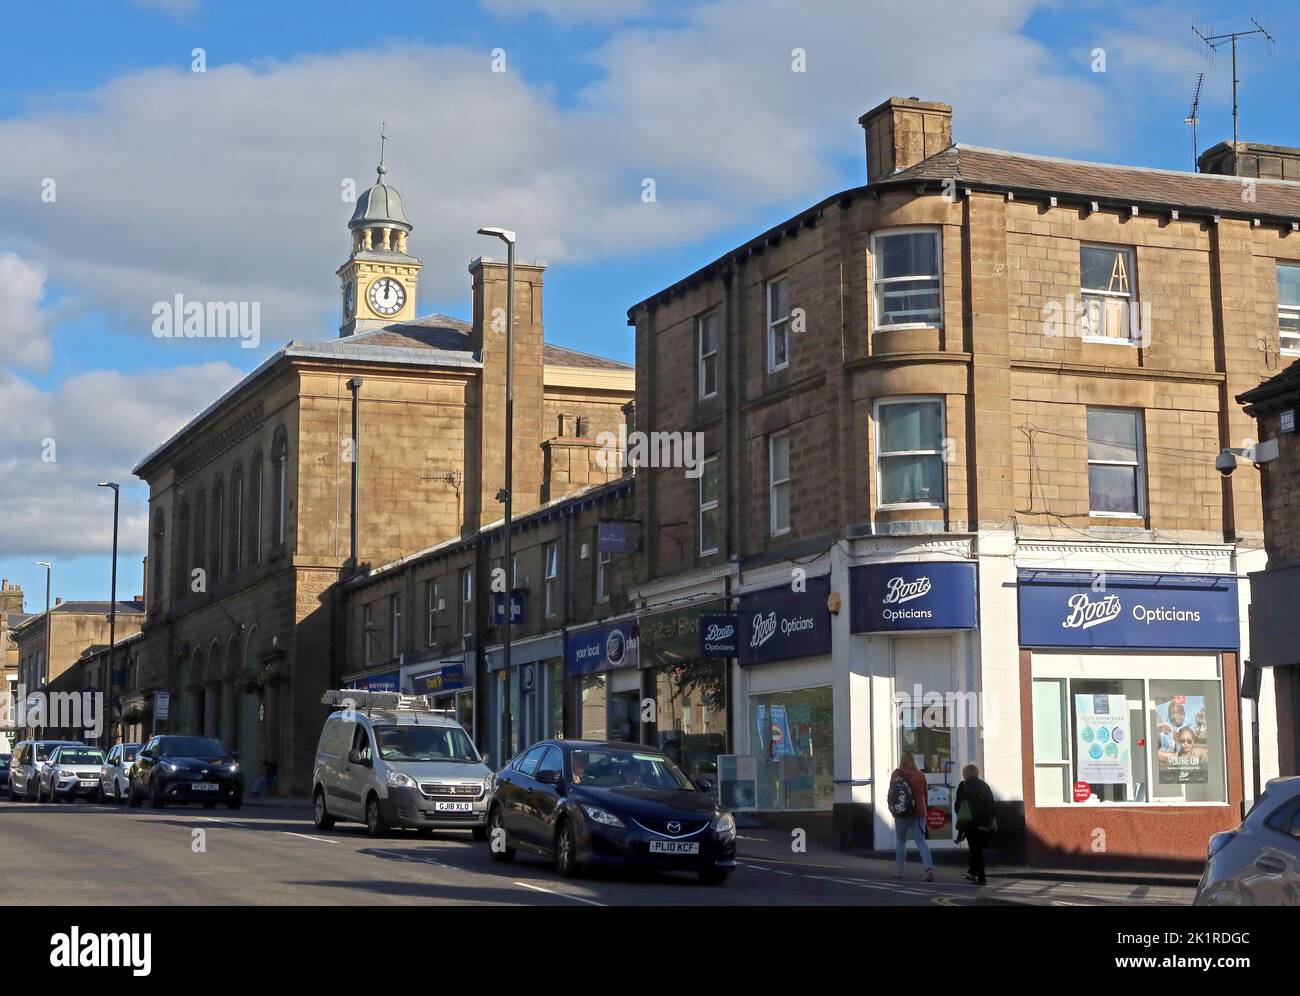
[55,749,105,765]
[374,726,478,763]
[569,748,694,790]
[121,748,138,762]
[34,744,75,761]
[157,738,228,758]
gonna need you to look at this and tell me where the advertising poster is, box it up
[769,704,795,758]
[1074,693,1131,786]
[1153,694,1210,784]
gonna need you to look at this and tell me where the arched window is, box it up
[249,451,263,565]
[271,430,289,548]
[193,487,207,587]
[211,479,224,584]
[174,500,190,599]
[151,511,165,613]
[229,464,244,574]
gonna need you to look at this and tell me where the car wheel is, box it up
[365,795,389,838]
[698,868,731,886]
[98,783,111,805]
[487,805,514,862]
[313,788,335,830]
[7,779,16,802]
[148,778,166,809]
[471,826,488,842]
[554,818,580,878]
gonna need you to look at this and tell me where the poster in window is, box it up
[1074,693,1132,786]
[1153,694,1210,784]
[769,704,795,759]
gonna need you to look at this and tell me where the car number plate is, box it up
[435,801,472,813]
[192,782,219,791]
[649,841,700,855]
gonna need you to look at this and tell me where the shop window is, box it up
[651,660,727,781]
[872,229,942,328]
[699,456,720,556]
[578,674,607,741]
[1277,262,1300,355]
[1080,244,1138,343]
[750,686,834,811]
[1087,407,1145,517]
[875,397,945,508]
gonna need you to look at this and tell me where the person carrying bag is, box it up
[888,751,934,882]
[953,763,996,885]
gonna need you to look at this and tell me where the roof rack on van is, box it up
[320,689,454,719]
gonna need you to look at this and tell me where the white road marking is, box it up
[512,881,607,907]
[283,831,337,844]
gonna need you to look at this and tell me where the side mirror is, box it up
[695,778,713,793]
[536,769,561,786]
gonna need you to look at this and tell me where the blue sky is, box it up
[2,0,1298,606]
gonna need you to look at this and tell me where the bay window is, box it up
[875,398,945,508]
[872,229,942,328]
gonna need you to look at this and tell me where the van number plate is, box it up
[649,841,700,855]
[435,801,472,813]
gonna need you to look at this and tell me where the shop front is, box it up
[638,599,730,782]
[486,634,564,766]
[1018,570,1243,868]
[564,619,640,745]
[737,577,834,813]
[850,561,980,846]
[342,668,401,692]
[407,658,474,740]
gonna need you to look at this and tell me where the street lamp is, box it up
[34,561,51,738]
[99,482,121,748]
[477,226,516,765]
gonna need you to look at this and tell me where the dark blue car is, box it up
[485,740,736,884]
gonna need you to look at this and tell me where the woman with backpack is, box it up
[953,763,996,885]
[889,751,934,881]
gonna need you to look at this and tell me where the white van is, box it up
[312,690,492,838]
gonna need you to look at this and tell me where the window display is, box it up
[750,686,833,811]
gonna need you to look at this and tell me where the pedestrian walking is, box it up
[954,763,996,885]
[888,751,934,881]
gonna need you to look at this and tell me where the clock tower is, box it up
[337,155,421,336]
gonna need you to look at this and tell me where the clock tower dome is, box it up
[337,149,421,336]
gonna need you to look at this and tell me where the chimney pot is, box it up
[859,97,953,183]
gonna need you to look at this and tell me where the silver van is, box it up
[312,690,492,839]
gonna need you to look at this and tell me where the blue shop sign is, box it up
[699,613,739,658]
[738,576,831,667]
[411,663,465,695]
[493,591,524,625]
[850,562,978,633]
[1018,571,1240,650]
[566,621,640,675]
[347,670,401,692]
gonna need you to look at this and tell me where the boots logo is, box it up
[884,576,931,605]
[1062,592,1122,630]
[704,622,735,642]
[751,611,778,649]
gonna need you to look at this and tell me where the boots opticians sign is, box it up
[1018,571,1240,650]
[849,562,978,633]
[737,576,831,666]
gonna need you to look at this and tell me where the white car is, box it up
[37,745,107,802]
[99,742,143,804]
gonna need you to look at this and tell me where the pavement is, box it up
[0,795,1198,906]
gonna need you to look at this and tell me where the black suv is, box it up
[129,735,243,809]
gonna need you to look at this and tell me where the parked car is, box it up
[99,742,142,804]
[313,690,492,838]
[38,745,107,802]
[485,740,736,884]
[1195,776,1300,906]
[128,735,243,809]
[0,754,10,788]
[6,740,84,801]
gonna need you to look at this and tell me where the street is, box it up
[0,801,1194,907]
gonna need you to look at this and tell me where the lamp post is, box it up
[34,561,51,738]
[99,482,120,748]
[477,226,515,765]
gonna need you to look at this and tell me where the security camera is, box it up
[1215,449,1237,478]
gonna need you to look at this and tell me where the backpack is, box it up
[888,771,916,817]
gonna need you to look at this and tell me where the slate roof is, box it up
[1238,358,1300,414]
[12,601,143,633]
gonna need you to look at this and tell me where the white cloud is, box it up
[0,362,244,558]
[482,0,651,22]
[0,253,55,373]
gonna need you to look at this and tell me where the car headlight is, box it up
[163,762,180,773]
[386,769,416,788]
[227,762,240,774]
[57,768,75,779]
[712,812,736,834]
[582,806,625,828]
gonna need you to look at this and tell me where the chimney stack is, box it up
[1198,141,1300,180]
[859,97,953,183]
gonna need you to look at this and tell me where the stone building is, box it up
[623,96,1295,869]
[125,157,632,793]
[1,580,29,749]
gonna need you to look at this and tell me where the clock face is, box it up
[342,280,355,318]
[367,277,406,317]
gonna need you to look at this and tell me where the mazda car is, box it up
[128,735,243,809]
[485,740,736,884]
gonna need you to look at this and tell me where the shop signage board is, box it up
[347,670,400,692]
[737,576,831,666]
[597,522,634,554]
[492,591,524,625]
[155,691,171,721]
[849,562,979,632]
[698,614,738,658]
[565,620,639,675]
[638,599,725,667]
[1018,571,1240,650]
[410,663,464,695]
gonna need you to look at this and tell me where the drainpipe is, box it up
[347,378,364,571]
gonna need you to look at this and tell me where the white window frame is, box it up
[1278,261,1300,356]
[698,310,719,399]
[1086,406,1146,519]
[1080,243,1139,345]
[871,227,943,331]
[769,432,791,536]
[873,396,946,510]
[390,592,402,659]
[461,568,473,638]
[427,580,437,647]
[363,604,374,665]
[699,455,720,556]
[596,549,611,603]
[544,542,558,618]
[766,276,790,373]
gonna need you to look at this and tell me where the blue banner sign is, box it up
[597,522,634,554]
[699,613,739,658]
[566,620,640,675]
[1018,571,1240,650]
[411,664,464,695]
[738,577,831,667]
[850,562,979,633]
[347,670,401,692]
[492,591,524,625]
